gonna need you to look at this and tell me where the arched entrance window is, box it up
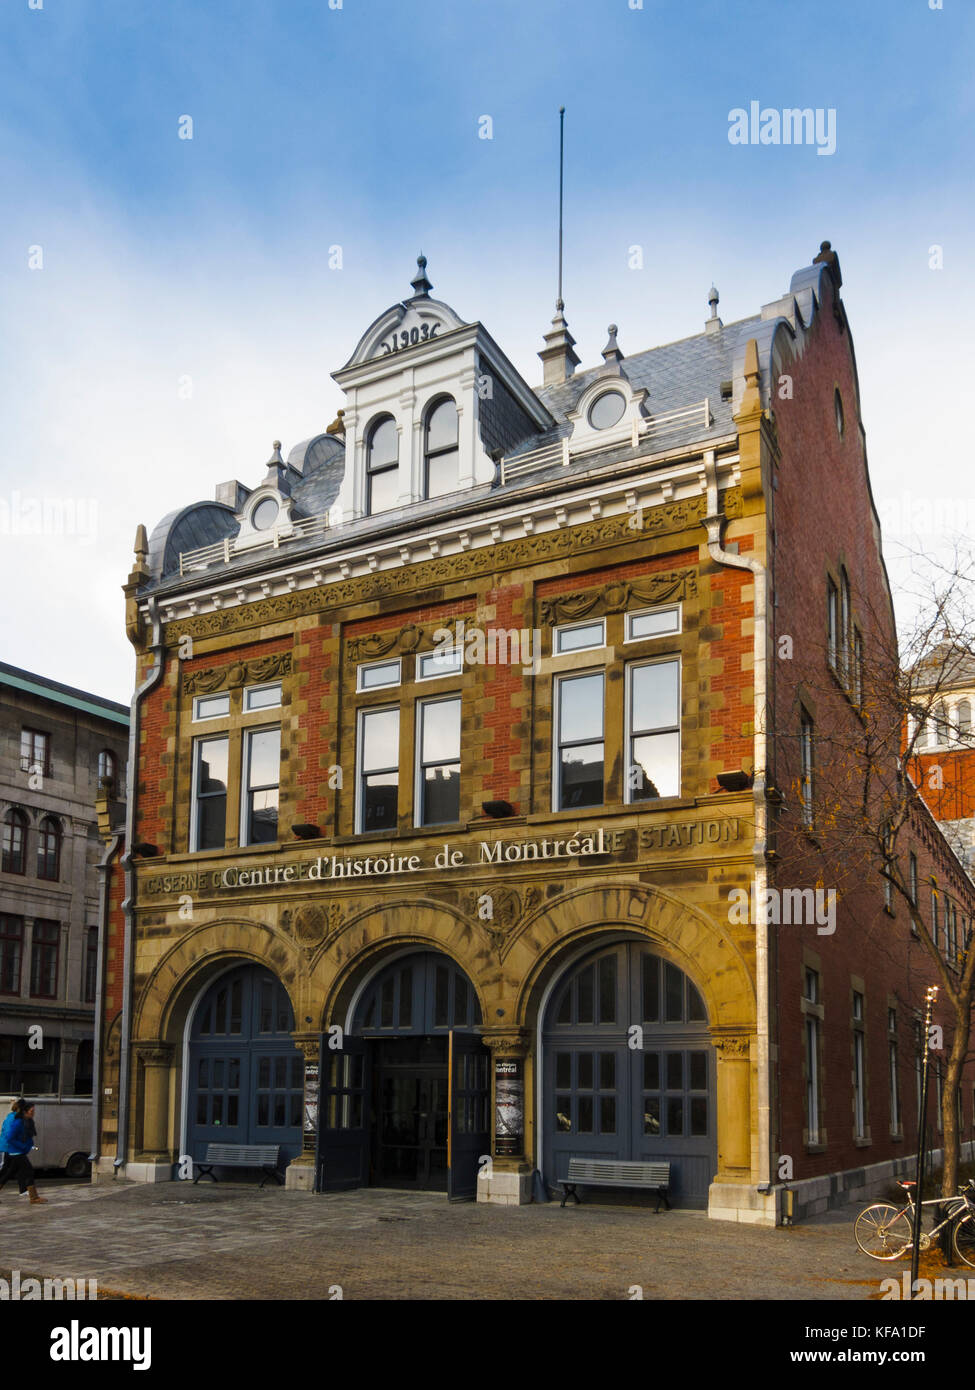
[542,940,715,1207]
[2,808,28,875]
[318,951,488,1199]
[186,964,303,1167]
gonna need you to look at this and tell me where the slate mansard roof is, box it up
[141,253,838,590]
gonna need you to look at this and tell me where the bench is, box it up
[193,1143,283,1189]
[560,1158,672,1212]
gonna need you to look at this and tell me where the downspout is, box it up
[91,829,123,1166]
[116,594,165,1170]
[702,448,773,1199]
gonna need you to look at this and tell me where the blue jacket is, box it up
[0,1113,32,1155]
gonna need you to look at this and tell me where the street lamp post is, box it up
[910,984,939,1298]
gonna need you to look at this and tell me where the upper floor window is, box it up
[357,659,401,692]
[416,696,461,826]
[909,852,918,905]
[30,919,60,999]
[97,749,117,791]
[853,630,864,706]
[554,620,605,655]
[826,578,838,671]
[838,570,851,686]
[240,728,281,846]
[626,659,680,802]
[357,706,400,833]
[626,605,681,641]
[555,671,605,811]
[20,728,50,777]
[244,683,282,712]
[84,926,98,1004]
[958,699,973,740]
[2,808,28,875]
[193,694,231,721]
[366,415,399,515]
[191,737,230,851]
[0,915,24,995]
[36,816,62,881]
[423,397,458,500]
[799,711,814,827]
[417,647,463,681]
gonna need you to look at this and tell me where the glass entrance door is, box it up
[373,1037,448,1190]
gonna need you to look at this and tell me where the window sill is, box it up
[854,1136,872,1148]
[527,798,696,825]
[805,1142,827,1154]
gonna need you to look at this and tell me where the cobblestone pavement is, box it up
[0,1180,889,1300]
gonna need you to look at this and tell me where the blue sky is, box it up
[1,0,972,701]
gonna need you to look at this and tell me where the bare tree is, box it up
[769,544,975,1195]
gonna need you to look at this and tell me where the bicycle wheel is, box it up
[855,1204,913,1260]
[952,1212,975,1269]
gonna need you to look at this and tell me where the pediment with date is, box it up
[343,297,468,368]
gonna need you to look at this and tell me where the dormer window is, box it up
[251,497,280,531]
[366,415,399,515]
[588,390,626,431]
[424,397,458,500]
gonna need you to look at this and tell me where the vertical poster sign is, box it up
[494,1057,524,1156]
[303,1062,320,1151]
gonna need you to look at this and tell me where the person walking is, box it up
[0,1098,48,1204]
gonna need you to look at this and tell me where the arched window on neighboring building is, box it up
[423,396,458,500]
[2,808,28,875]
[956,699,972,743]
[934,700,950,746]
[365,414,399,515]
[37,816,62,881]
[97,749,117,792]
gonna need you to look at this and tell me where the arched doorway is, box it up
[542,940,716,1207]
[317,950,489,1199]
[186,963,303,1166]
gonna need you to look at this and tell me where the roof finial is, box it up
[410,253,433,298]
[707,284,719,317]
[601,324,623,366]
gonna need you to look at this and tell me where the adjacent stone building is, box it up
[95,245,975,1221]
[1,663,129,1099]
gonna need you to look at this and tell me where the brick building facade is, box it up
[95,246,975,1222]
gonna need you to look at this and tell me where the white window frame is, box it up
[623,656,681,804]
[239,724,281,847]
[355,704,400,835]
[190,734,230,853]
[192,693,231,722]
[553,619,606,655]
[244,682,282,712]
[806,1015,820,1145]
[416,648,463,682]
[356,659,402,693]
[624,604,681,643]
[552,669,605,813]
[414,694,462,828]
[799,711,814,827]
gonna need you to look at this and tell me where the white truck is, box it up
[0,1096,92,1177]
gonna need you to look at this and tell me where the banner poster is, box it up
[494,1058,524,1156]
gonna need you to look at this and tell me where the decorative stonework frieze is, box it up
[183,652,292,695]
[539,570,698,627]
[283,902,344,954]
[158,488,742,646]
[346,622,424,664]
[713,1034,751,1060]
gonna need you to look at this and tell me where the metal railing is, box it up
[500,398,712,486]
[179,512,331,574]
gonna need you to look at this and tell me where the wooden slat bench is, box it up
[193,1143,283,1189]
[560,1158,672,1212]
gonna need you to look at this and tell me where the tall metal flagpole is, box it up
[557,106,565,310]
[910,984,939,1297]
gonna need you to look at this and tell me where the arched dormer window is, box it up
[423,396,458,500]
[366,415,399,515]
[37,815,62,881]
[2,808,28,875]
[97,749,117,792]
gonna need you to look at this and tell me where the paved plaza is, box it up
[0,1179,894,1300]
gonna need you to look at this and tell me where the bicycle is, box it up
[855,1178,975,1266]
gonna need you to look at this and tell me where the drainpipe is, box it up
[702,449,773,1198]
[116,595,165,1170]
[91,829,123,1166]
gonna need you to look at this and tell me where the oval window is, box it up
[252,497,280,531]
[588,390,626,430]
